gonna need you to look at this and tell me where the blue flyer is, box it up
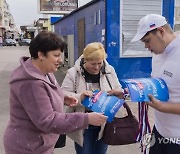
[82,90,125,122]
[120,78,169,102]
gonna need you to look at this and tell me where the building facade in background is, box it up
[0,0,18,43]
[17,0,92,41]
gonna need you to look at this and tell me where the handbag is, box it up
[103,102,139,145]
[54,134,66,148]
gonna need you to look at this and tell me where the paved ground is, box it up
[0,46,154,154]
[0,46,30,154]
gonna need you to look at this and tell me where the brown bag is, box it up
[103,103,139,145]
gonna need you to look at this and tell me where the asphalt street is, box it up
[0,46,154,154]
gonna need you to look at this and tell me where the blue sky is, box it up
[6,0,42,28]
[6,0,91,30]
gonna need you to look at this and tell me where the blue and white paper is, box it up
[120,78,169,102]
[82,90,125,122]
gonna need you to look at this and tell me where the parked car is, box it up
[3,39,17,46]
[18,38,31,46]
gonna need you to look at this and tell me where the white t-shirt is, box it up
[151,35,180,139]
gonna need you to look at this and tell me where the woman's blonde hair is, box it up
[83,42,107,60]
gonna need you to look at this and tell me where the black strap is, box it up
[105,74,113,90]
[74,71,77,93]
[123,102,134,118]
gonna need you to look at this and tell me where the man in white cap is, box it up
[132,14,180,154]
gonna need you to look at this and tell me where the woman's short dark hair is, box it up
[29,31,66,59]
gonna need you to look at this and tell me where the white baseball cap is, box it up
[131,14,167,42]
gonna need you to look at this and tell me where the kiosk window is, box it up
[120,0,162,57]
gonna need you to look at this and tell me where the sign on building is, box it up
[37,0,78,14]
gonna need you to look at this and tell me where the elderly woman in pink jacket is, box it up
[61,42,124,154]
[3,31,107,154]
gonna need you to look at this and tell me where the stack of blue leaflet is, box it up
[120,78,169,102]
[82,90,125,122]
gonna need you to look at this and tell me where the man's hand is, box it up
[147,94,180,114]
[147,94,164,111]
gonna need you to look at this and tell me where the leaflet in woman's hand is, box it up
[82,90,125,122]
